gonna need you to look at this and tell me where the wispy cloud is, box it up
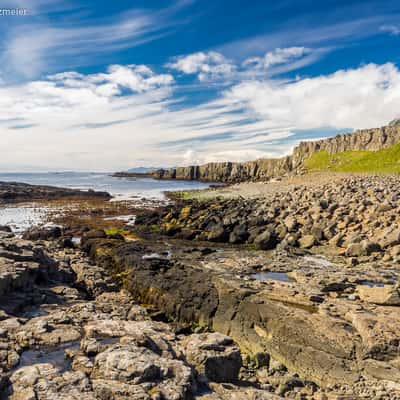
[8,123,38,130]
[72,119,131,130]
[166,51,236,82]
[219,14,400,59]
[380,24,400,35]
[165,47,319,83]
[243,47,310,69]
[0,1,191,81]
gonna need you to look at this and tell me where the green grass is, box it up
[304,143,400,174]
[104,227,127,236]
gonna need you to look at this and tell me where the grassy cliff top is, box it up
[304,143,400,174]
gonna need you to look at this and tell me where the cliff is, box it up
[151,120,400,182]
[151,158,293,182]
[291,121,400,167]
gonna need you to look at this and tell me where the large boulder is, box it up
[229,224,249,244]
[298,234,316,249]
[181,333,242,383]
[82,229,107,241]
[357,285,400,306]
[91,343,193,398]
[283,216,298,232]
[345,240,381,257]
[377,228,400,248]
[8,364,92,399]
[22,226,62,241]
[254,230,277,250]
[207,224,229,242]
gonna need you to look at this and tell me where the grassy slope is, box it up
[304,143,400,174]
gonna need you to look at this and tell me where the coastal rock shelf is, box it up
[0,229,309,399]
[85,236,400,396]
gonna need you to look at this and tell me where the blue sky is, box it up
[1,0,400,171]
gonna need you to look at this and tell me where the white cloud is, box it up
[1,62,400,171]
[243,47,310,69]
[166,51,236,81]
[48,65,174,94]
[225,63,400,130]
[181,149,270,165]
[380,24,400,36]
[167,47,318,82]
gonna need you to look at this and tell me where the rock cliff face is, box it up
[291,121,400,167]
[152,120,400,182]
[152,158,293,183]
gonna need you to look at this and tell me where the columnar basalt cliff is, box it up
[152,158,293,183]
[152,120,400,182]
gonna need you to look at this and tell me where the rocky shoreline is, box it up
[1,172,400,399]
[87,173,400,398]
[153,174,400,262]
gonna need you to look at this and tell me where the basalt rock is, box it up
[144,174,400,263]
[22,226,62,241]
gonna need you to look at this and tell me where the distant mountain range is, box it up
[126,167,163,173]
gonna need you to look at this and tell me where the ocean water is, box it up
[0,172,214,232]
[0,172,212,200]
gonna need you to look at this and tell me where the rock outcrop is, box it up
[151,120,400,182]
[0,181,111,203]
